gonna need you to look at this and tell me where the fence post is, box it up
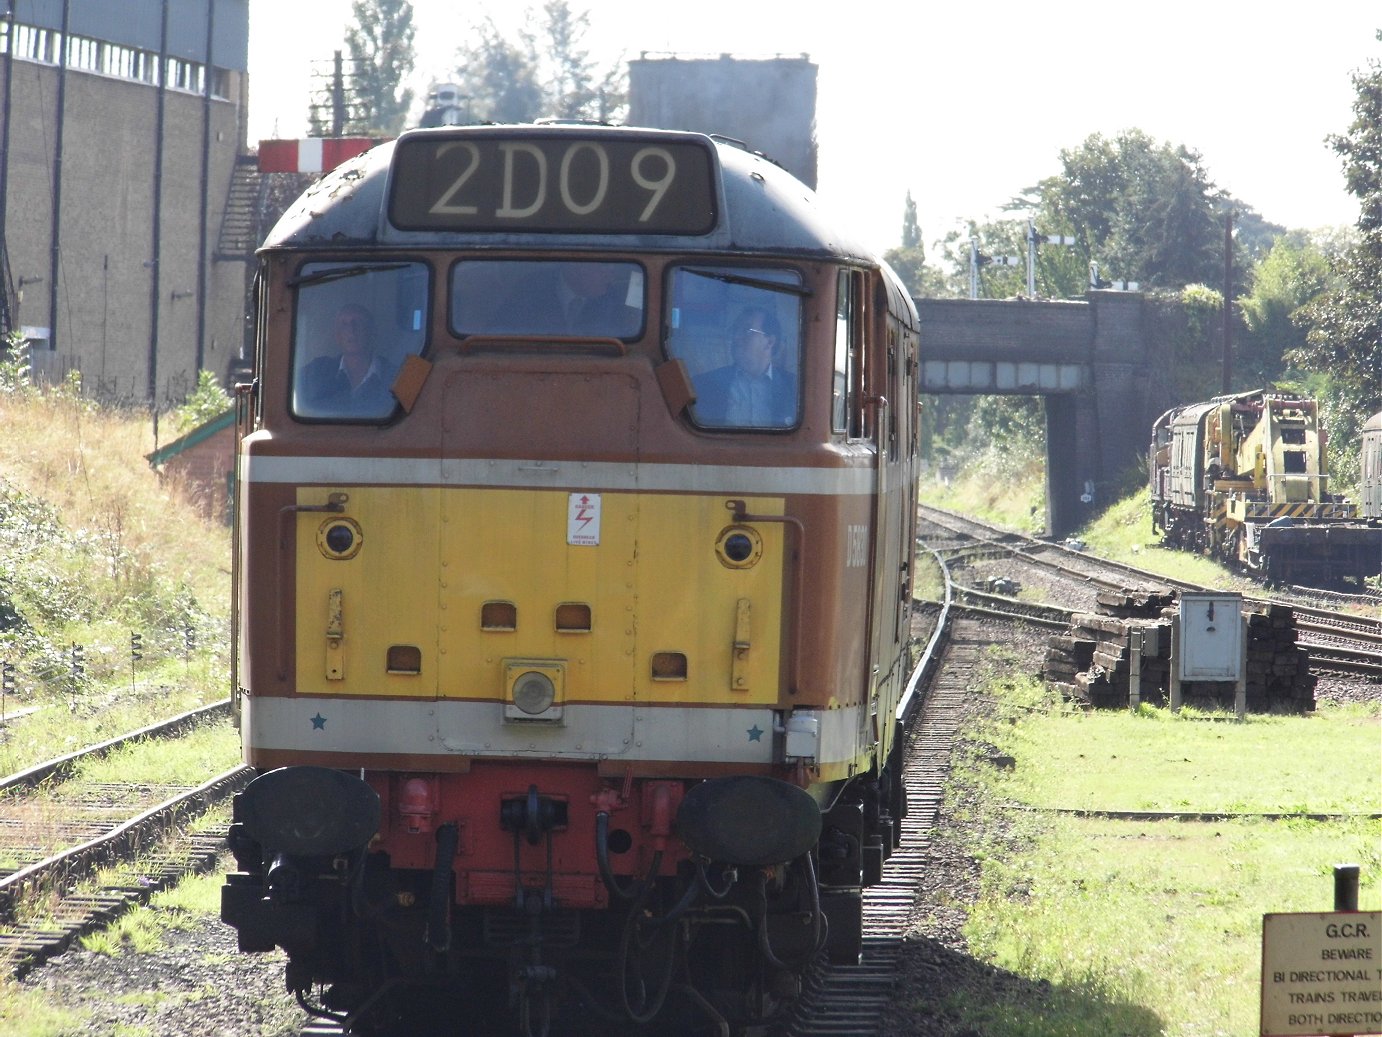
[1334,864,1360,912]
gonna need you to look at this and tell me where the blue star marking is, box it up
[310,713,327,730]
[746,724,763,742]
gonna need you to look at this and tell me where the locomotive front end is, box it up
[222,125,920,1034]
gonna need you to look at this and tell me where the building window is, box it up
[67,35,99,72]
[165,57,205,93]
[13,25,58,64]
[3,20,216,96]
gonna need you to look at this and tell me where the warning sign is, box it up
[1261,912,1382,1036]
[567,493,601,546]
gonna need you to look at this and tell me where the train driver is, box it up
[692,305,798,428]
[295,303,398,419]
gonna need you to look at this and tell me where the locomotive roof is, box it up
[261,124,878,263]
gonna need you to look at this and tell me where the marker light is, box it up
[715,525,762,569]
[317,518,363,560]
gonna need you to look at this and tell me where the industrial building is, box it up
[0,0,251,409]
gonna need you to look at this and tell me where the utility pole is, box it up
[0,2,13,334]
[332,51,346,135]
[149,0,170,445]
[48,0,72,355]
[1223,210,1233,394]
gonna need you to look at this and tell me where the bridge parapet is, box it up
[916,297,1092,395]
[915,291,1153,537]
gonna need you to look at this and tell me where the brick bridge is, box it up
[915,290,1154,537]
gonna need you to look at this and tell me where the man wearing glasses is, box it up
[692,306,798,428]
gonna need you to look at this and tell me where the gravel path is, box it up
[20,908,305,1037]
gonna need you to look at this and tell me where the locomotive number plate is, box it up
[389,132,717,235]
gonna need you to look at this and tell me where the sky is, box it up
[246,1,1381,256]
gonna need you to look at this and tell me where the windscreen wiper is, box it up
[680,268,813,296]
[287,263,411,289]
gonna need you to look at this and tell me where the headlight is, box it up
[503,660,565,723]
[512,670,556,715]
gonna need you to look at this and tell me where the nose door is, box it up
[435,367,640,759]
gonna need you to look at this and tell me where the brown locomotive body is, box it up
[221,125,923,1034]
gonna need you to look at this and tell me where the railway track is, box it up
[919,503,1382,678]
[766,530,993,1037]
[779,616,985,1037]
[0,701,247,977]
[949,586,1072,630]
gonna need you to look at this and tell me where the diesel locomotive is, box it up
[1149,389,1382,584]
[220,124,924,1035]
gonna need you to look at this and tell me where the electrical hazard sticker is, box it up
[567,493,601,546]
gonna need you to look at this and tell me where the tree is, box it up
[541,1,596,118]
[1236,232,1336,388]
[901,191,921,250]
[1032,130,1231,290]
[1293,32,1382,430]
[453,18,545,123]
[342,0,416,135]
[884,192,947,297]
[540,1,625,120]
[1289,33,1382,487]
[171,370,233,435]
[451,3,626,124]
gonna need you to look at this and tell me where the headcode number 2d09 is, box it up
[429,141,676,221]
[389,135,716,235]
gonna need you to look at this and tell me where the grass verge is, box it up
[912,667,1382,1037]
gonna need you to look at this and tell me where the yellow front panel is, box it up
[294,485,786,709]
[294,486,441,697]
[633,495,784,706]
[439,488,638,704]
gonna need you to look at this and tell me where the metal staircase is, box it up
[215,154,264,260]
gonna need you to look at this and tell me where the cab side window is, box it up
[665,265,803,431]
[291,263,429,422]
[833,270,863,438]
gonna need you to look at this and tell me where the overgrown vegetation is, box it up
[0,372,235,1030]
[921,406,1048,535]
[0,362,230,775]
[168,370,233,437]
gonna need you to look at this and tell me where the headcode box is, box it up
[1261,911,1382,1036]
